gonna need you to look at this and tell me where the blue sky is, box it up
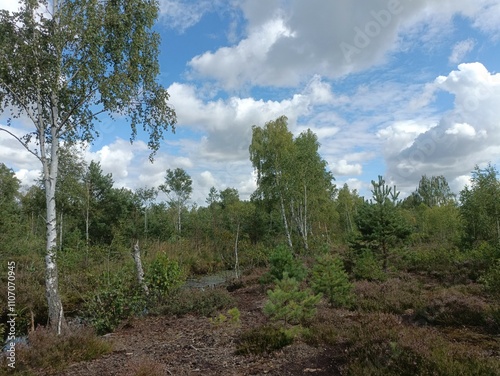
[1,0,500,205]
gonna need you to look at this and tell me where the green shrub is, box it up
[235,325,294,355]
[263,273,321,326]
[480,259,500,296]
[145,254,185,300]
[353,251,387,281]
[311,255,354,308]
[260,245,307,283]
[84,271,146,335]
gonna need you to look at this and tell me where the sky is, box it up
[1,0,500,205]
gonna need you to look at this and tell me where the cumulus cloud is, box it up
[385,62,500,191]
[330,160,363,176]
[188,0,499,89]
[166,75,338,162]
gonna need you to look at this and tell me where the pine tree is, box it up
[263,273,321,326]
[311,255,353,307]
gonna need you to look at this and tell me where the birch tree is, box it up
[249,116,334,251]
[159,168,192,235]
[0,0,176,332]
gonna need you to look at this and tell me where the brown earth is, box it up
[59,275,343,376]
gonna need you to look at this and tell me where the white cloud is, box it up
[449,39,476,64]
[385,62,500,191]
[330,160,362,176]
[188,0,500,89]
[157,0,222,33]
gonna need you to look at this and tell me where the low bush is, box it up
[353,276,424,314]
[235,325,294,355]
[419,288,491,328]
[480,258,500,297]
[13,326,112,374]
[145,254,185,301]
[83,270,147,335]
[157,287,234,317]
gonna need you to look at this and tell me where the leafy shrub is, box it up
[84,271,147,335]
[145,254,185,300]
[480,259,500,296]
[158,288,234,317]
[263,273,321,326]
[311,254,354,308]
[235,325,294,355]
[353,251,387,281]
[260,245,307,283]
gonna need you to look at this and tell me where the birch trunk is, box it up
[133,240,149,295]
[42,125,66,333]
[280,194,293,249]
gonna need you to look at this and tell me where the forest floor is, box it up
[59,270,342,376]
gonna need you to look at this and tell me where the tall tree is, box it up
[414,175,455,207]
[249,116,296,249]
[159,168,192,234]
[249,116,334,251]
[0,0,176,332]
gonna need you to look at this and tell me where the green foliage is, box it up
[235,325,294,355]
[353,251,387,281]
[84,272,146,335]
[210,307,241,327]
[353,176,411,272]
[460,164,500,246]
[311,255,354,307]
[261,245,307,283]
[480,259,500,297]
[264,273,321,326]
[145,255,185,300]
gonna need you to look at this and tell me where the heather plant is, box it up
[311,254,353,308]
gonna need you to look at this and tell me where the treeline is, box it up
[1,116,500,332]
[1,117,498,259]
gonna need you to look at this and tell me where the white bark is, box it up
[280,194,293,249]
[133,240,149,295]
[234,222,240,280]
